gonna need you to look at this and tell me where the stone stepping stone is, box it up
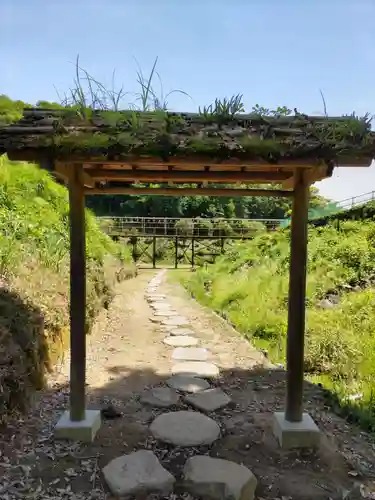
[150,316,163,323]
[166,375,210,393]
[163,336,198,347]
[154,310,178,317]
[172,362,220,379]
[183,456,257,500]
[150,411,220,447]
[103,450,175,497]
[150,302,171,309]
[169,328,196,336]
[184,388,231,412]
[146,295,166,301]
[172,347,209,362]
[162,316,190,327]
[140,387,180,408]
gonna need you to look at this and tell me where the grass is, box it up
[1,57,373,163]
[181,220,375,432]
[0,155,135,422]
[29,108,373,163]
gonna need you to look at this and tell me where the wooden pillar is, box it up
[175,237,178,269]
[191,237,195,268]
[152,236,156,269]
[285,171,309,423]
[68,167,86,422]
[132,239,137,263]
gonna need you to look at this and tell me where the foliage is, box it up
[310,199,375,226]
[1,55,373,162]
[0,155,134,421]
[0,95,32,125]
[86,183,328,219]
[182,221,375,432]
[199,94,245,120]
[0,91,354,221]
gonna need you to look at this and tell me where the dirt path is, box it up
[1,269,375,499]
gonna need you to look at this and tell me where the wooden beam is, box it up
[55,163,95,188]
[81,157,321,168]
[304,165,332,184]
[84,187,293,198]
[191,237,195,268]
[5,148,372,170]
[285,170,309,422]
[152,236,156,269]
[68,166,87,422]
[282,164,334,188]
[86,169,291,183]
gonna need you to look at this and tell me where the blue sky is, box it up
[1,0,374,200]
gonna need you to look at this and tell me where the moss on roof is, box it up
[0,107,374,164]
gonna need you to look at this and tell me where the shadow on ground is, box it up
[0,285,48,422]
[12,363,373,500]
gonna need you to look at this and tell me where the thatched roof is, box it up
[0,108,374,167]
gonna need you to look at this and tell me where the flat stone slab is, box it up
[172,347,209,362]
[140,387,180,408]
[166,375,210,393]
[150,411,220,447]
[151,303,172,309]
[154,310,179,317]
[164,336,198,347]
[103,450,175,497]
[162,316,190,327]
[54,409,101,442]
[184,388,231,412]
[183,456,257,500]
[273,412,321,449]
[150,316,163,323]
[151,305,172,312]
[172,362,220,379]
[169,328,196,336]
[146,295,166,301]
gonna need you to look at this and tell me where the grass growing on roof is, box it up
[24,107,373,163]
[1,55,373,162]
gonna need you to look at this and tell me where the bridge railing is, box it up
[97,217,285,238]
[336,190,375,211]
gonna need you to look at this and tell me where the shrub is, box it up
[0,155,135,422]
[183,221,375,430]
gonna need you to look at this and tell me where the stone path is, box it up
[2,269,375,499]
[102,270,259,499]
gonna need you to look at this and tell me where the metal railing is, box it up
[97,216,285,238]
[336,190,375,211]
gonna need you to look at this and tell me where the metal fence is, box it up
[97,216,285,238]
[335,191,375,211]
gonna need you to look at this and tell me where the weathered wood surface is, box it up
[1,108,373,168]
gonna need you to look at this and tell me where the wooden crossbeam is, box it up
[85,187,293,198]
[86,169,291,183]
[54,163,95,188]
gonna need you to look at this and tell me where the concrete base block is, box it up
[272,412,320,449]
[54,410,101,442]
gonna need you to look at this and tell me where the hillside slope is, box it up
[0,156,134,422]
[182,221,375,431]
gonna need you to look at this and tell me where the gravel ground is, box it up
[0,269,374,500]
